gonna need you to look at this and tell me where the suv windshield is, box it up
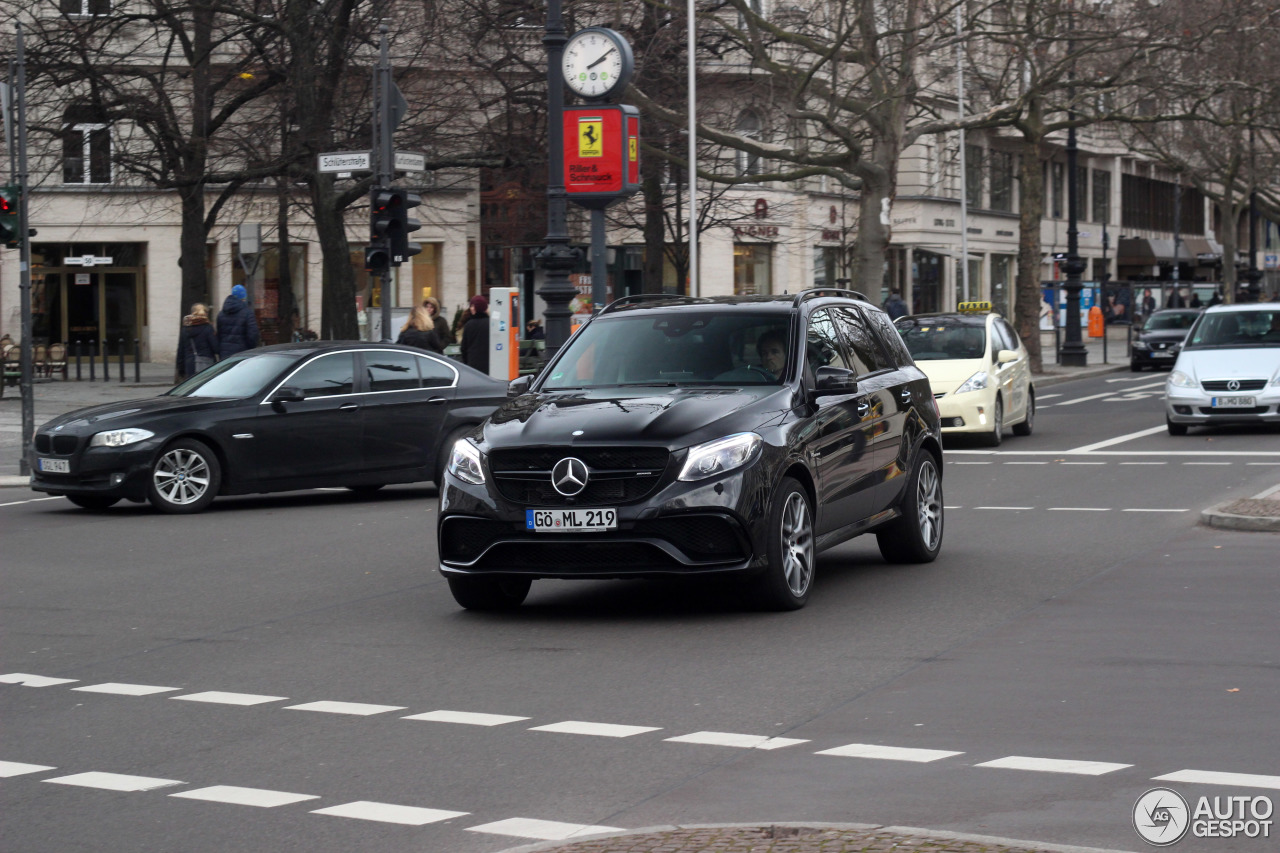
[896,317,987,361]
[1145,311,1199,332]
[542,312,793,390]
[1185,310,1280,349]
[167,352,299,398]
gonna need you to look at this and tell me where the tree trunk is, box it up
[641,144,666,294]
[314,175,358,340]
[1217,193,1239,302]
[276,174,295,343]
[1016,134,1046,372]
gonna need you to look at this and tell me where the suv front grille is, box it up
[489,445,670,507]
[1201,380,1266,392]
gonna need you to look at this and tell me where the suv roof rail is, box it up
[598,294,705,315]
[794,287,870,306]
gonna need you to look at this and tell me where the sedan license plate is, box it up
[38,457,70,473]
[1211,396,1255,408]
[526,508,617,532]
[1152,350,1172,358]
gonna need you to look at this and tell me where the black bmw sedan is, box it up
[438,292,944,612]
[29,342,507,513]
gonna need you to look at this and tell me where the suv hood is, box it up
[1176,347,1280,381]
[484,386,790,449]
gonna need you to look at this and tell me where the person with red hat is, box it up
[459,294,490,373]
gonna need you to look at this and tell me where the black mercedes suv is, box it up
[437,290,944,611]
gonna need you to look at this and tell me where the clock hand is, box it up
[586,48,616,69]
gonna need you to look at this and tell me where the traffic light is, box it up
[365,241,390,272]
[370,187,421,266]
[0,185,20,249]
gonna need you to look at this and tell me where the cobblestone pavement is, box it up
[494,824,1136,853]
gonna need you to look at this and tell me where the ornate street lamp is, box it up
[1059,9,1087,366]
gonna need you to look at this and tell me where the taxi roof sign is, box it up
[957,301,993,314]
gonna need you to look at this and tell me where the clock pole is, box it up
[537,0,580,357]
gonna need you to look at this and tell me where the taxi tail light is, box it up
[932,396,941,419]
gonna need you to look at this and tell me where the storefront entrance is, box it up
[31,244,146,355]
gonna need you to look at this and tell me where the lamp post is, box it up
[537,0,581,355]
[1059,11,1087,367]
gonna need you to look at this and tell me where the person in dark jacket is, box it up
[178,303,218,379]
[882,289,908,319]
[397,304,444,352]
[216,284,259,359]
[459,294,490,374]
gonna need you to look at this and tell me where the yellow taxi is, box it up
[894,302,1035,446]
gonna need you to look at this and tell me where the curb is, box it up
[1200,484,1280,532]
[492,822,1140,853]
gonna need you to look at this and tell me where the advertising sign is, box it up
[563,105,641,209]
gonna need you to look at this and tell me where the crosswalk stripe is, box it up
[284,700,406,716]
[170,786,320,807]
[0,673,78,687]
[816,743,962,763]
[467,817,624,840]
[171,691,288,706]
[530,720,661,738]
[402,710,530,726]
[311,801,468,825]
[665,731,809,750]
[976,756,1131,775]
[45,772,184,792]
[0,761,56,777]
[1154,770,1280,790]
[73,683,180,696]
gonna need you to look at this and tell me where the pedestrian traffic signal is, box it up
[0,185,20,249]
[365,240,390,272]
[369,187,421,266]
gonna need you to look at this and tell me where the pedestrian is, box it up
[1189,290,1203,309]
[882,289,908,320]
[397,304,444,352]
[216,284,260,359]
[1141,288,1156,317]
[178,303,218,379]
[459,294,490,374]
[521,318,545,357]
[1208,286,1223,307]
[422,296,454,346]
[1166,287,1187,309]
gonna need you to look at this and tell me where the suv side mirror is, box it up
[813,365,857,397]
[507,374,535,397]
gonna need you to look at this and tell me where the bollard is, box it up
[74,340,82,381]
[102,340,109,381]
[134,339,140,382]
[89,340,96,381]
[118,338,125,382]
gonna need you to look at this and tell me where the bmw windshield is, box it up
[541,312,793,390]
[167,352,299,398]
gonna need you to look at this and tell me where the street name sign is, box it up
[318,151,372,173]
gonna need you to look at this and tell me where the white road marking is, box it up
[1050,381,1166,407]
[467,817,624,840]
[665,731,809,750]
[402,710,529,726]
[1122,508,1189,513]
[1037,393,1064,399]
[285,701,406,716]
[1107,376,1155,383]
[1060,461,1107,465]
[950,450,1280,456]
[311,801,468,825]
[1247,462,1280,466]
[46,772,183,792]
[1183,462,1231,466]
[171,691,288,706]
[170,786,320,807]
[0,761,55,777]
[0,497,62,507]
[73,683,180,696]
[530,721,661,738]
[1069,425,1169,452]
[1047,507,1111,512]
[1006,461,1048,465]
[0,673,77,687]
[1154,770,1280,791]
[816,743,962,763]
[1121,461,1167,465]
[952,461,992,465]
[976,756,1131,775]
[944,505,963,509]
[976,506,1034,511]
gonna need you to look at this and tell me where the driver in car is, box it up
[757,329,789,379]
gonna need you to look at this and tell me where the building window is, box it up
[736,111,762,178]
[989,150,1013,212]
[991,254,1014,318]
[1092,170,1110,224]
[964,145,983,208]
[62,108,111,185]
[733,243,772,295]
[60,0,111,14]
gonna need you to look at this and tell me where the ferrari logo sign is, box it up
[578,118,604,158]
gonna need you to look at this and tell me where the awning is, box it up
[1118,237,1158,265]
[1181,236,1212,259]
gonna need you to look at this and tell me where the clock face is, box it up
[563,29,627,99]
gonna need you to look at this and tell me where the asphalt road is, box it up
[2,371,1278,853]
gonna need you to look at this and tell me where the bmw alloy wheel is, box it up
[148,439,221,513]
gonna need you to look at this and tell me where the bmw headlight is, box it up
[954,371,991,394]
[447,438,485,485]
[89,428,155,447]
[1168,370,1196,389]
[678,432,762,482]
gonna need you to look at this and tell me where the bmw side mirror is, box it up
[270,386,305,410]
[813,365,857,397]
[507,374,535,397]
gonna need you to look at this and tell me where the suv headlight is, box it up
[954,371,990,394]
[447,438,485,485]
[89,428,154,447]
[678,432,762,482]
[1168,370,1196,389]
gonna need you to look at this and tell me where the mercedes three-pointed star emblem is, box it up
[1227,379,1241,392]
[551,457,590,496]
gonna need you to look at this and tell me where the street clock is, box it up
[562,27,634,101]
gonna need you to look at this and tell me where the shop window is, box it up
[733,243,772,295]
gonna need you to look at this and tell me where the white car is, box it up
[1165,302,1280,435]
[896,303,1035,446]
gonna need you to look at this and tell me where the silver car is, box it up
[1165,303,1280,435]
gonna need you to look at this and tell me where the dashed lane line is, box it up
[467,818,626,841]
[171,691,289,706]
[530,720,662,738]
[72,682,180,696]
[975,506,1034,511]
[285,700,407,716]
[1154,770,1280,791]
[0,496,62,508]
[0,673,77,687]
[311,801,469,826]
[45,771,184,792]
[816,744,963,763]
[1047,381,1167,407]
[170,786,320,808]
[1047,507,1111,512]
[402,710,530,726]
[0,761,55,777]
[665,731,810,750]
[975,756,1131,776]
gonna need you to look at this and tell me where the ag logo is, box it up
[1134,787,1190,846]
